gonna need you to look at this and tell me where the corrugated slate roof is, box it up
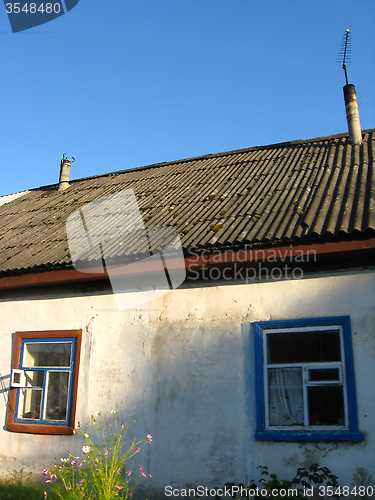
[1,129,374,273]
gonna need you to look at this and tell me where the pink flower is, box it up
[71,460,78,467]
[138,465,142,471]
[148,473,152,478]
[147,434,152,444]
[141,472,146,477]
[127,471,132,476]
[44,492,47,499]
[116,485,124,490]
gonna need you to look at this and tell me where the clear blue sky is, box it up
[1,0,374,196]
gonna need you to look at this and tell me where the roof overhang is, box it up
[0,237,374,291]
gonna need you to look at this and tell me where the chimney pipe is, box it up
[58,158,71,191]
[343,84,362,145]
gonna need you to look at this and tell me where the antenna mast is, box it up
[338,29,361,145]
[339,29,351,85]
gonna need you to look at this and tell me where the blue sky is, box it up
[1,0,374,196]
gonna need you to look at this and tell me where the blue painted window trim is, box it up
[14,338,75,426]
[254,316,364,442]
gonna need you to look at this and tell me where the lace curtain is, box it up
[268,368,304,426]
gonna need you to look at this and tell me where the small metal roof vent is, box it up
[343,84,362,145]
[58,155,71,191]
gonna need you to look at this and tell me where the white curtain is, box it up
[268,368,304,426]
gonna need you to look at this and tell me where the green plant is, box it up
[43,411,152,500]
[351,468,374,500]
[5,468,33,486]
[0,469,55,500]
[292,463,339,490]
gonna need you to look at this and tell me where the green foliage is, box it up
[352,468,374,487]
[43,412,152,500]
[351,468,374,500]
[291,463,339,490]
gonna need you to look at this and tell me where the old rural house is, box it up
[0,120,374,494]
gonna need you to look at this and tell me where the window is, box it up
[7,330,81,435]
[254,317,364,442]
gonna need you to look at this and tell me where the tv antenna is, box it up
[62,154,75,162]
[338,29,351,85]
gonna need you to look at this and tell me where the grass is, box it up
[0,468,146,500]
[0,470,57,500]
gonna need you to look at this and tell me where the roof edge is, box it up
[1,234,374,289]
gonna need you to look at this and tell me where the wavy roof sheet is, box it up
[1,129,374,273]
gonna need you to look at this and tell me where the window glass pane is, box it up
[44,372,69,421]
[268,368,303,426]
[24,371,44,387]
[309,368,340,382]
[23,342,72,368]
[308,386,345,426]
[18,389,42,419]
[267,330,341,364]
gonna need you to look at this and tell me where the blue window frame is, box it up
[7,330,81,435]
[254,316,364,442]
[14,338,75,425]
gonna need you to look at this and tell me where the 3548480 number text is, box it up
[5,3,61,14]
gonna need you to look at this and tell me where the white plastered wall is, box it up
[0,270,374,496]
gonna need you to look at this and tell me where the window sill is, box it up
[7,421,75,435]
[255,430,365,442]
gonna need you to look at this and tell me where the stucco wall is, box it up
[0,270,374,496]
